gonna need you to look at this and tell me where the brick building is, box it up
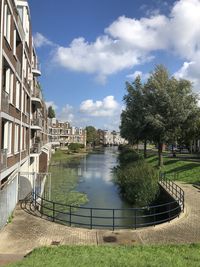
[0,0,51,228]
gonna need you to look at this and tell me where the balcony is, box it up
[31,118,43,130]
[0,149,7,172]
[31,89,42,108]
[32,63,41,76]
[1,90,9,114]
[30,142,41,155]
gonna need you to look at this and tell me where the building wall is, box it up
[0,0,51,229]
[48,118,86,148]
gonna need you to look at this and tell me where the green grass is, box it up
[8,244,200,267]
[145,153,200,184]
[51,149,86,162]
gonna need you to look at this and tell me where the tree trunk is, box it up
[158,142,163,167]
[144,139,147,158]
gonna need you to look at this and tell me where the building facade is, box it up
[97,130,127,146]
[48,118,86,148]
[0,0,51,228]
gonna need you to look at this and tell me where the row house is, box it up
[98,130,127,146]
[0,0,51,228]
[48,118,86,148]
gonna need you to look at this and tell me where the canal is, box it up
[43,147,178,229]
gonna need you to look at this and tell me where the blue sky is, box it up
[29,0,200,130]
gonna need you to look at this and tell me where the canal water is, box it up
[43,147,177,229]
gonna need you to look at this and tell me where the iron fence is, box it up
[30,177,184,230]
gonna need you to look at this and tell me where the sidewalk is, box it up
[0,182,199,265]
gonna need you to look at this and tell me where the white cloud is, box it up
[126,70,149,81]
[57,104,74,122]
[33,32,55,48]
[80,96,120,117]
[52,0,200,85]
[45,101,58,110]
[174,61,200,91]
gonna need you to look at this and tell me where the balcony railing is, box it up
[31,88,42,100]
[30,142,41,154]
[1,90,9,113]
[0,149,7,171]
[32,63,41,76]
[31,118,43,129]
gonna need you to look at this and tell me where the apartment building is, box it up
[100,130,127,146]
[48,118,87,148]
[0,0,51,228]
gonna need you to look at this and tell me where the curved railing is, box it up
[25,177,185,230]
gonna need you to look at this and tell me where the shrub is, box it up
[68,143,84,152]
[117,147,143,166]
[115,160,159,206]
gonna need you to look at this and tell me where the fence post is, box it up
[69,206,72,226]
[53,202,55,222]
[90,208,93,229]
[154,207,156,227]
[112,209,115,231]
[134,209,137,229]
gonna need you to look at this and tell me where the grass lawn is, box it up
[8,244,200,267]
[145,153,200,184]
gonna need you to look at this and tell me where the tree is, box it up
[144,65,199,166]
[48,106,55,118]
[121,65,200,167]
[85,126,98,146]
[120,76,151,158]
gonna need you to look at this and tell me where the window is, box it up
[20,127,23,150]
[24,127,26,150]
[23,55,27,80]
[17,6,23,22]
[16,80,20,109]
[13,29,16,55]
[14,124,19,153]
[3,121,12,155]
[21,89,24,112]
[3,64,14,103]
[4,4,11,43]
[10,73,14,104]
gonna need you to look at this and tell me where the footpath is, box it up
[0,182,199,266]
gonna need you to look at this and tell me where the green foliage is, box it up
[68,143,84,152]
[120,76,150,145]
[7,212,14,224]
[121,65,200,166]
[85,126,98,145]
[48,106,56,118]
[115,160,159,206]
[8,244,200,267]
[117,146,143,166]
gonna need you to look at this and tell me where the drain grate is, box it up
[103,236,117,243]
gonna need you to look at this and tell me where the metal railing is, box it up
[31,118,43,128]
[1,90,9,113]
[32,62,41,73]
[30,142,41,154]
[0,149,7,172]
[29,178,184,230]
[31,87,42,100]
[159,173,184,211]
